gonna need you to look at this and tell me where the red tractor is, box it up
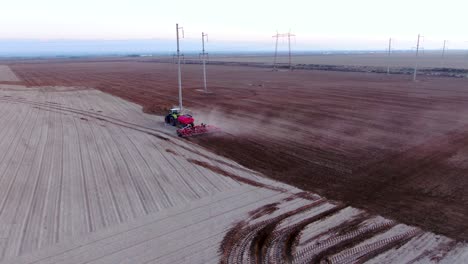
[165,108,220,137]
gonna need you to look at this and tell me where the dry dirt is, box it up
[0,65,21,82]
[5,58,468,241]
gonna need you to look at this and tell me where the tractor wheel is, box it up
[169,116,177,126]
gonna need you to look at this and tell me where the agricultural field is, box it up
[1,58,468,262]
[207,51,468,69]
[0,65,20,82]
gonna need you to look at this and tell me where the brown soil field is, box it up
[5,58,468,241]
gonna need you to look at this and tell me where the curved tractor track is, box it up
[221,197,424,264]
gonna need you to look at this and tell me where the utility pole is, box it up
[441,40,447,67]
[272,31,296,71]
[288,31,292,71]
[176,23,184,111]
[413,34,421,82]
[387,38,392,75]
[201,32,209,93]
[273,31,279,71]
[466,41,468,59]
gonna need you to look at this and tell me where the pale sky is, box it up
[1,0,468,50]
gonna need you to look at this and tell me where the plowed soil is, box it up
[6,59,468,241]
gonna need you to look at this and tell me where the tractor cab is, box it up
[169,108,181,115]
[165,108,194,127]
[165,108,181,126]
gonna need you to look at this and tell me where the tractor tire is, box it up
[169,116,177,126]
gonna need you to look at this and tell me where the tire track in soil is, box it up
[0,96,171,141]
[221,199,423,264]
[0,96,256,177]
[187,159,287,193]
[324,228,423,264]
[220,200,336,264]
[296,221,397,264]
[1,93,292,207]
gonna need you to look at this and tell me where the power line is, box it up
[273,31,279,70]
[441,40,447,67]
[272,31,296,71]
[413,34,423,82]
[387,38,392,75]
